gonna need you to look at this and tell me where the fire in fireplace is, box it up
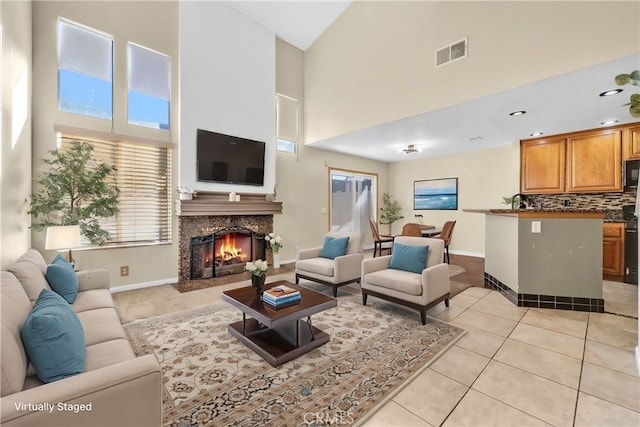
[190,226,265,279]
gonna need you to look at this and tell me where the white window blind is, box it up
[127,42,171,100]
[60,133,172,245]
[57,18,112,81]
[276,94,299,143]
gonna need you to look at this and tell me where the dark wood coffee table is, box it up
[222,280,337,367]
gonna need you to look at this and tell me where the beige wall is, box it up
[389,143,521,256]
[305,1,640,144]
[1,0,32,268]
[275,39,389,260]
[31,1,179,288]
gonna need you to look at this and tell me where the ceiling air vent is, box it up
[435,37,468,68]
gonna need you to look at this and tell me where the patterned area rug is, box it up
[124,292,465,427]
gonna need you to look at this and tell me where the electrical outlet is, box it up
[120,266,129,277]
[531,221,541,233]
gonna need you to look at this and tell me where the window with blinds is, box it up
[59,132,172,246]
[276,94,299,153]
[127,42,171,130]
[57,18,113,120]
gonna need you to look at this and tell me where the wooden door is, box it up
[520,138,566,194]
[566,129,622,192]
[602,223,624,276]
[623,124,640,160]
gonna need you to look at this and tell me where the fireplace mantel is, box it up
[175,192,283,216]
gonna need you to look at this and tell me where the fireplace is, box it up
[178,213,273,289]
[190,226,265,279]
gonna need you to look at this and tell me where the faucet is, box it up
[511,193,530,210]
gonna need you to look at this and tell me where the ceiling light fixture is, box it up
[600,119,619,126]
[530,132,544,137]
[599,89,623,97]
[509,110,526,116]
[402,144,418,154]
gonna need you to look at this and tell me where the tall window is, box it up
[57,18,113,120]
[329,168,378,238]
[127,42,171,130]
[276,94,298,153]
[59,130,172,245]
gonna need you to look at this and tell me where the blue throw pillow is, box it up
[45,254,78,303]
[389,243,429,274]
[320,236,350,259]
[21,289,86,383]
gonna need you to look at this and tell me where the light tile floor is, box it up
[362,287,640,427]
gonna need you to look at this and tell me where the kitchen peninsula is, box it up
[482,209,605,312]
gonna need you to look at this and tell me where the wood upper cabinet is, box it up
[603,222,624,276]
[565,129,622,193]
[623,124,640,160]
[520,138,566,194]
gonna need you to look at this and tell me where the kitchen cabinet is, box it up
[603,222,624,276]
[521,127,623,194]
[520,138,566,193]
[623,124,640,160]
[566,128,622,193]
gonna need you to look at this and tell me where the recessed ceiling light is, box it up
[600,119,619,126]
[599,89,623,97]
[509,110,526,116]
[530,132,544,137]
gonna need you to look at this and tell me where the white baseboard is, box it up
[110,277,178,293]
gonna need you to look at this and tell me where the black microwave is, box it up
[624,159,640,188]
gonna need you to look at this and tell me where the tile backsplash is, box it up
[528,188,637,220]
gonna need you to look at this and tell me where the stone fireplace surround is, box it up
[176,192,283,289]
[178,214,273,283]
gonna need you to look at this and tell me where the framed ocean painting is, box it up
[413,178,458,210]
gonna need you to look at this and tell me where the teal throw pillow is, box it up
[389,243,429,274]
[21,289,86,383]
[320,236,350,259]
[45,253,79,303]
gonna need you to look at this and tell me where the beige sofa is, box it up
[1,249,161,426]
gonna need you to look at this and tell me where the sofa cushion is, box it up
[296,257,335,277]
[1,272,33,396]
[364,269,423,296]
[77,308,128,346]
[45,254,79,303]
[389,243,429,274]
[85,339,135,372]
[320,236,349,259]
[21,289,86,383]
[6,249,51,302]
[72,289,116,313]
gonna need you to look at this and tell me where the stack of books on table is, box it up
[262,285,301,307]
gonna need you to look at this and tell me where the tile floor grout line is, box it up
[572,313,591,426]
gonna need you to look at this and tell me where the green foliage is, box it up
[615,70,640,118]
[29,142,119,245]
[379,192,404,226]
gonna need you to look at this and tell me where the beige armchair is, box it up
[295,232,363,297]
[361,236,450,324]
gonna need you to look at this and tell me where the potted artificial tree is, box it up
[379,192,404,235]
[29,141,119,245]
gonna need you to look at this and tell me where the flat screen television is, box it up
[196,129,265,186]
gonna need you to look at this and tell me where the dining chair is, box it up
[400,223,422,237]
[369,217,393,257]
[434,220,456,264]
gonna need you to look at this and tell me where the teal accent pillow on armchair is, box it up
[389,243,429,274]
[21,289,86,383]
[320,236,350,259]
[45,254,79,303]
